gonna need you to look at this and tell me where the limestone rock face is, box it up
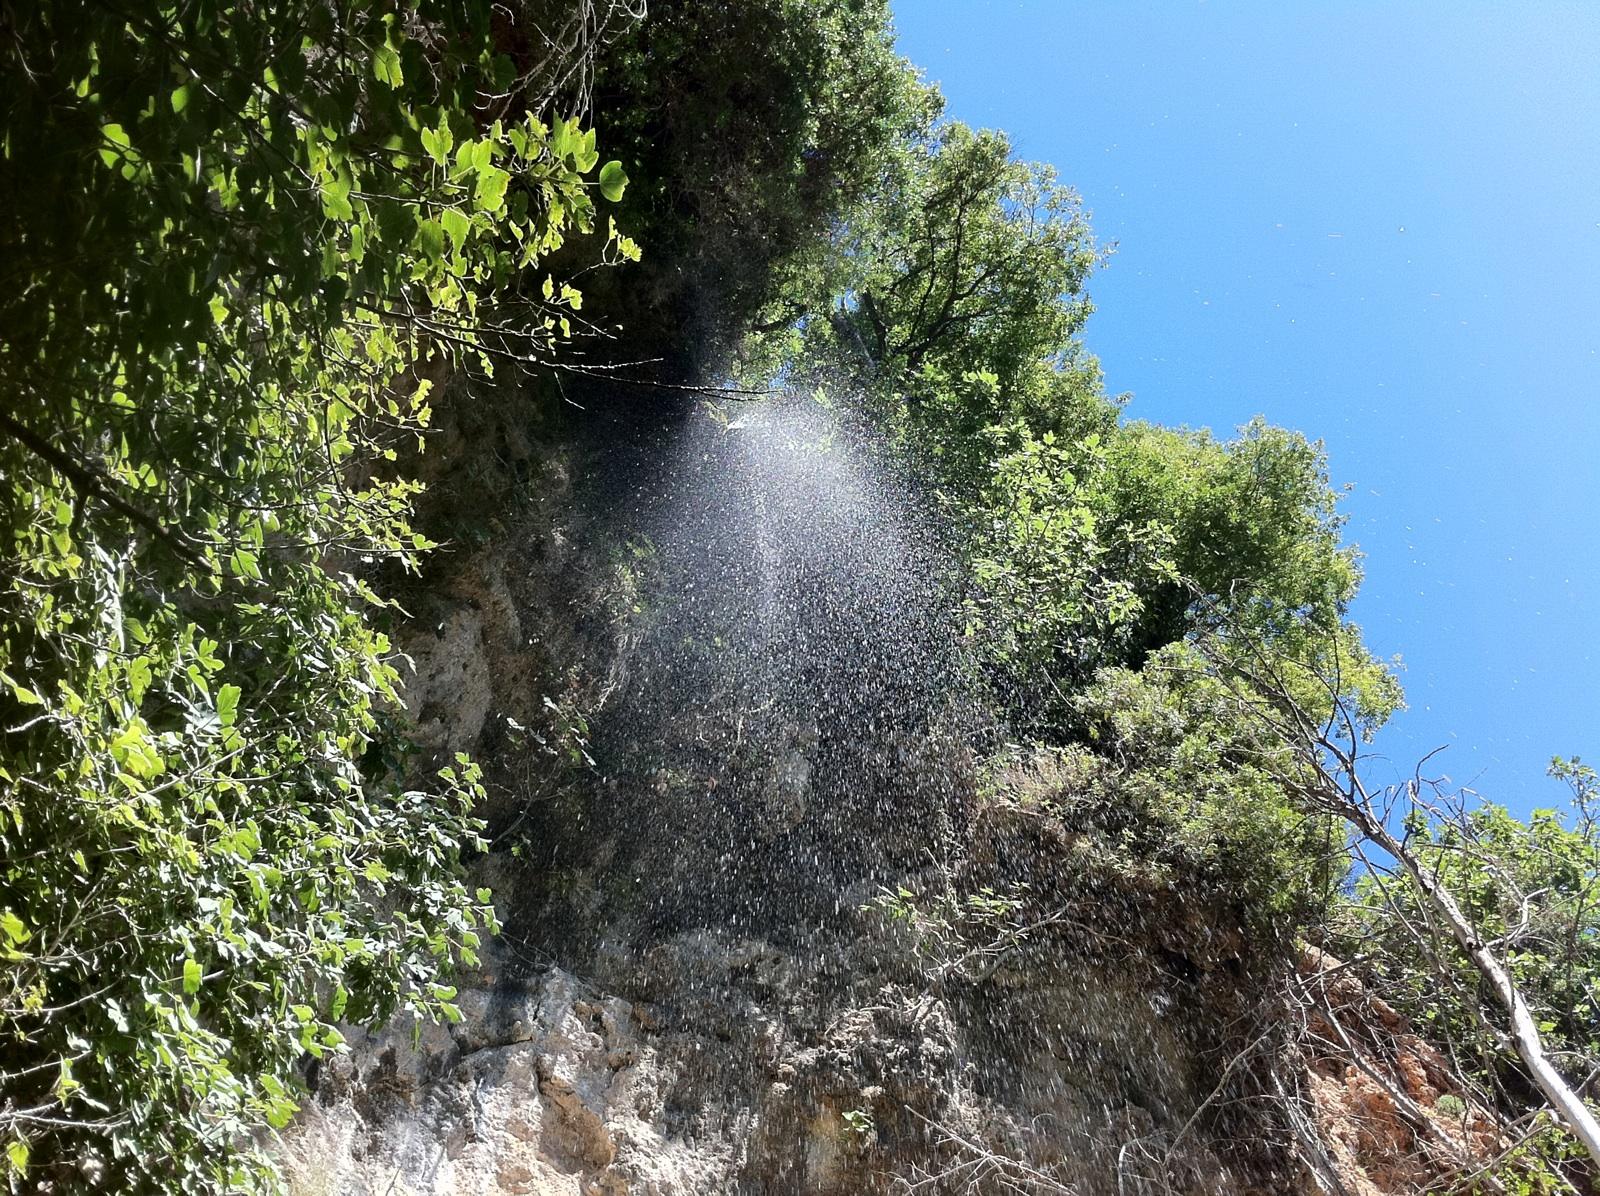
[1298,949,1504,1196]
[276,930,1255,1196]
[278,941,1507,1196]
[279,968,727,1196]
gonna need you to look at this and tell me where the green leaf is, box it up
[440,208,471,255]
[416,217,445,262]
[551,117,575,160]
[0,911,29,947]
[98,122,131,168]
[573,129,599,174]
[110,721,165,779]
[320,175,354,223]
[229,548,261,580]
[127,657,153,704]
[183,958,202,994]
[216,684,241,728]
[474,166,510,213]
[5,1138,27,1175]
[373,44,403,89]
[421,124,453,166]
[170,84,192,114]
[265,1102,296,1130]
[598,160,629,203]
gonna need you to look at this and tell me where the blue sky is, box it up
[892,1,1600,813]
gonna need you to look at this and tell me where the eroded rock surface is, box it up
[278,924,1260,1196]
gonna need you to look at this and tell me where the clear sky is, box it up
[891,1,1600,813]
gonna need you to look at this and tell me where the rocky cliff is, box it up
[276,386,1499,1195]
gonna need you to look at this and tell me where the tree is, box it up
[783,121,1105,478]
[1335,759,1600,1185]
[959,415,1397,740]
[1193,628,1600,1179]
[587,0,936,379]
[829,124,1098,387]
[0,1,634,1188]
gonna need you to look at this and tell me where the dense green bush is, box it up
[1067,645,1344,925]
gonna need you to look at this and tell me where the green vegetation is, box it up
[590,0,935,377]
[3,0,1593,1190]
[1335,758,1600,1116]
[751,100,1397,933]
[702,7,1595,1175]
[0,0,630,1187]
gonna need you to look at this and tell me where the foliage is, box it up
[868,642,1347,984]
[984,642,1348,931]
[0,0,633,1188]
[870,883,1034,983]
[1333,759,1600,1119]
[589,0,937,377]
[841,1107,876,1140]
[963,412,1397,740]
[1474,1118,1596,1196]
[799,122,1103,461]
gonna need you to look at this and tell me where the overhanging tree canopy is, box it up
[0,1,633,1188]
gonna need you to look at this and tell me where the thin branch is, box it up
[0,410,205,566]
